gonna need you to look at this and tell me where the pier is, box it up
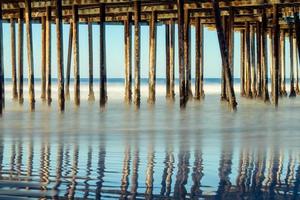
[1,0,300,115]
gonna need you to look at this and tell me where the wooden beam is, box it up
[10,17,18,100]
[99,3,107,107]
[73,4,80,106]
[65,22,73,100]
[88,21,95,101]
[124,12,132,103]
[25,0,35,111]
[0,3,3,115]
[18,8,24,105]
[133,1,140,107]
[294,10,300,95]
[148,11,157,104]
[46,6,52,105]
[272,4,279,106]
[56,0,65,111]
[212,0,237,110]
[178,0,186,107]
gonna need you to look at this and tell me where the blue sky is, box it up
[1,23,292,79]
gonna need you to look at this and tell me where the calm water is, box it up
[0,79,300,199]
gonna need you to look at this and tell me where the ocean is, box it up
[0,78,299,199]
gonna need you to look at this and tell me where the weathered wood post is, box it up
[240,30,245,96]
[261,10,270,102]
[184,8,192,100]
[169,22,175,100]
[220,16,227,101]
[65,22,73,100]
[56,0,65,111]
[177,0,186,107]
[256,22,262,97]
[41,16,46,100]
[166,23,170,99]
[272,4,279,107]
[250,25,256,97]
[280,30,287,96]
[165,23,171,99]
[294,36,300,94]
[99,3,107,107]
[46,6,52,105]
[228,9,234,97]
[148,11,157,104]
[212,0,237,110]
[18,8,24,105]
[133,1,141,107]
[88,21,95,101]
[124,13,132,103]
[0,3,3,115]
[294,10,300,96]
[245,22,252,98]
[195,17,204,100]
[25,0,35,111]
[289,25,296,97]
[10,17,18,100]
[73,5,80,106]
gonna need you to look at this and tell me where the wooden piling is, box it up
[280,30,287,96]
[169,22,175,100]
[294,36,300,95]
[261,10,270,102]
[195,17,204,100]
[148,11,157,104]
[24,1,35,107]
[124,13,132,103]
[88,21,95,101]
[56,0,64,111]
[240,30,245,96]
[272,4,279,107]
[45,6,52,105]
[212,0,237,110]
[25,0,35,111]
[10,17,18,100]
[165,23,170,99]
[133,1,141,107]
[289,25,296,98]
[99,3,107,107]
[245,21,252,98]
[65,22,73,101]
[18,8,24,105]
[228,9,234,96]
[184,8,192,100]
[256,22,262,97]
[177,0,186,107]
[41,16,46,100]
[220,16,227,101]
[294,11,300,96]
[73,5,80,106]
[250,25,256,97]
[0,3,3,115]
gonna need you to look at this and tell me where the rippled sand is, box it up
[0,82,299,199]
